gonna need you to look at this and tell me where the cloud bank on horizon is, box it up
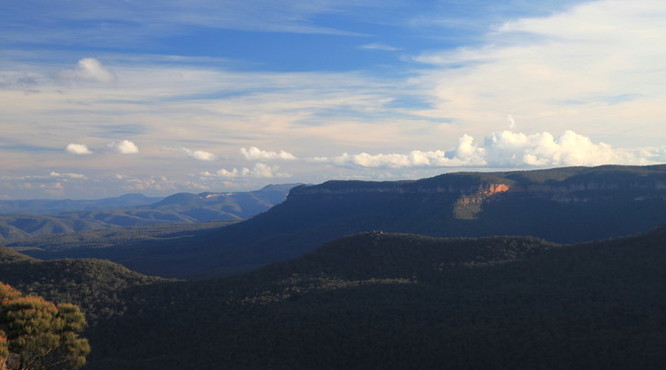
[1,0,665,198]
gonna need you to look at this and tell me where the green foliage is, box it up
[0,283,90,370]
[0,257,168,326]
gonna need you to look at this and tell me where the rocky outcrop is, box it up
[454,184,511,220]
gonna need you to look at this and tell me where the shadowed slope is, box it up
[84,226,666,369]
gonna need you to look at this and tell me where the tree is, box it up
[0,283,90,370]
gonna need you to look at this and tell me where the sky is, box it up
[1,0,665,199]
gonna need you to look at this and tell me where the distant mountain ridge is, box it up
[0,184,299,242]
[0,193,163,215]
[18,164,666,278]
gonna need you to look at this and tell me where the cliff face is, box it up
[290,165,666,201]
[280,164,666,243]
[454,184,511,220]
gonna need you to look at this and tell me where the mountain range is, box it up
[0,193,163,215]
[0,184,298,242]
[15,164,666,278]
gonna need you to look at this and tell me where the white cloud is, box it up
[65,143,92,155]
[241,147,296,161]
[315,134,485,168]
[190,150,216,161]
[58,58,115,83]
[359,43,400,51]
[212,163,290,178]
[412,0,666,143]
[49,171,87,179]
[109,140,139,154]
[178,147,216,161]
[317,130,661,169]
[482,130,623,167]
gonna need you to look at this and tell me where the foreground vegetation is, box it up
[0,283,89,370]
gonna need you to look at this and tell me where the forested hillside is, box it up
[78,226,666,369]
[0,246,167,325]
[3,225,666,369]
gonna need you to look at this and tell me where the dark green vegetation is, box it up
[16,164,666,279]
[0,184,296,242]
[86,226,666,369]
[0,247,166,326]
[4,226,666,369]
[0,282,90,370]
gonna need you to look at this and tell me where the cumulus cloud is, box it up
[109,140,139,154]
[482,130,622,167]
[241,147,296,161]
[180,147,216,161]
[65,143,92,155]
[317,135,483,168]
[316,130,660,169]
[58,58,115,83]
[207,163,290,178]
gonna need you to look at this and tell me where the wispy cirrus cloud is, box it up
[359,43,400,51]
[411,0,666,145]
[0,0,374,48]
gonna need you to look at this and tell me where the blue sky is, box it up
[1,0,665,199]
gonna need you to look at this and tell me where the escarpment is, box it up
[289,165,666,201]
